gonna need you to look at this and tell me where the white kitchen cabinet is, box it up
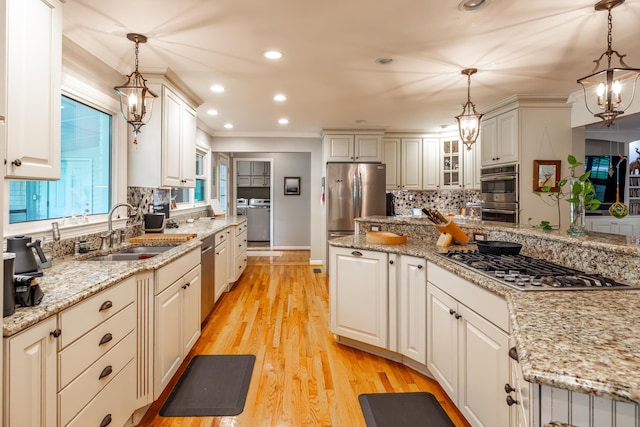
[422,138,441,190]
[214,230,229,302]
[397,255,427,365]
[153,249,201,398]
[3,316,58,427]
[226,227,236,284]
[481,109,519,167]
[508,346,533,427]
[462,139,482,190]
[329,246,388,348]
[441,138,462,189]
[383,137,422,190]
[587,216,638,235]
[251,161,270,176]
[427,262,511,427]
[3,0,62,180]
[324,133,383,162]
[128,80,199,188]
[234,222,248,281]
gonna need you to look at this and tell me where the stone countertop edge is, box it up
[329,229,640,405]
[2,216,247,338]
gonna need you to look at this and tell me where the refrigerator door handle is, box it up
[354,171,362,218]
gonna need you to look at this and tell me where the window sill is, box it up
[6,216,130,243]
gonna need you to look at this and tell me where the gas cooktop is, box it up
[438,251,640,291]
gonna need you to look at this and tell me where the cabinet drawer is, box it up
[156,248,200,294]
[215,229,227,246]
[59,332,135,426]
[66,360,136,427]
[236,230,247,253]
[236,222,247,235]
[59,303,135,388]
[236,253,247,275]
[59,276,136,348]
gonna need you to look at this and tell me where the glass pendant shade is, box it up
[455,68,483,150]
[577,0,640,126]
[114,34,158,139]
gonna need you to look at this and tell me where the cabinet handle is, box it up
[99,301,113,312]
[50,328,62,338]
[449,309,455,315]
[508,346,519,362]
[99,333,113,346]
[182,282,191,289]
[504,383,516,393]
[454,313,462,319]
[99,365,113,380]
[351,251,363,257]
[11,159,22,167]
[417,264,423,269]
[389,260,394,265]
[100,414,112,427]
[505,395,519,406]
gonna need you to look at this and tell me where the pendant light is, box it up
[114,33,158,144]
[455,68,483,151]
[577,0,640,126]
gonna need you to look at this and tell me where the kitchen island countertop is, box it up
[330,220,640,405]
[2,216,247,337]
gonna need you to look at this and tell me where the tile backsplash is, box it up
[389,189,480,216]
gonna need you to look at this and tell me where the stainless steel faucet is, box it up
[100,202,137,250]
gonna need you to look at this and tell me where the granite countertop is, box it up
[2,215,247,337]
[329,230,640,405]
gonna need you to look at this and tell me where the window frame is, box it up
[171,145,211,211]
[4,76,127,240]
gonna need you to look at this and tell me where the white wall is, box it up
[210,136,324,264]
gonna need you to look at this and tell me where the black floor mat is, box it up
[358,392,455,427]
[160,354,255,417]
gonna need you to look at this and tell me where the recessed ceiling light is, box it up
[274,94,287,102]
[459,0,488,11]
[210,84,225,93]
[375,57,393,65]
[224,123,233,129]
[207,109,219,116]
[264,50,283,59]
[278,118,289,125]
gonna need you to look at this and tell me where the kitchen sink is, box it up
[85,245,176,261]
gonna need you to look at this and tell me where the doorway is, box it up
[233,157,273,249]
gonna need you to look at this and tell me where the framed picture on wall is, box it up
[284,177,300,195]
[533,160,561,192]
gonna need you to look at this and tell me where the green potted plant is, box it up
[532,155,601,234]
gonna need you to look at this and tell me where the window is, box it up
[171,149,208,206]
[9,96,112,223]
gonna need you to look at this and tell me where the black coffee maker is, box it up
[6,235,48,277]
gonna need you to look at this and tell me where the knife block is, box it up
[434,219,469,246]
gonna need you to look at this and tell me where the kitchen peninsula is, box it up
[329,215,640,426]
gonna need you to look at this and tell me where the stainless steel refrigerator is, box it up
[326,163,386,238]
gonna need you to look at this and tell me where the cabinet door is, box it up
[480,116,497,167]
[214,240,229,302]
[441,139,461,189]
[226,228,236,284]
[237,176,251,187]
[180,104,197,188]
[325,135,354,162]
[457,304,510,427]
[237,161,251,175]
[182,266,201,355]
[251,161,268,175]
[161,87,183,188]
[384,138,401,190]
[401,138,423,190]
[398,256,427,364]
[427,284,458,400]
[355,135,383,162]
[422,138,440,190]
[154,280,182,398]
[496,110,518,165]
[463,140,481,190]
[250,175,269,187]
[5,0,62,180]
[4,316,58,427]
[329,247,388,348]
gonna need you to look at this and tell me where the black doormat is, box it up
[160,354,256,417]
[358,392,455,427]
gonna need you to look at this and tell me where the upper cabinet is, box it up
[3,0,63,180]
[384,137,422,190]
[236,160,270,187]
[462,140,481,190]
[422,138,440,190]
[440,138,461,189]
[481,109,518,167]
[323,132,383,162]
[128,77,200,188]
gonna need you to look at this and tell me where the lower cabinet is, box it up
[426,262,511,427]
[234,223,248,281]
[396,254,427,365]
[214,234,229,302]
[154,255,201,398]
[329,246,388,349]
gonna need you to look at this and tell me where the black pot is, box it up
[475,240,522,255]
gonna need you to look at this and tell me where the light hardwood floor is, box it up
[137,250,471,426]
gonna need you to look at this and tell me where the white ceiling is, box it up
[61,0,640,137]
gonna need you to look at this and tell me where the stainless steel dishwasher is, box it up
[200,235,215,323]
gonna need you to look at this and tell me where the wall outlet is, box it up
[370,225,381,232]
[473,232,487,241]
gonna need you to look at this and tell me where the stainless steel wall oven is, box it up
[480,164,519,223]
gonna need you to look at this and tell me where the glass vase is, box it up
[567,177,587,236]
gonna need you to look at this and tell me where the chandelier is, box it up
[114,33,158,143]
[455,68,483,150]
[577,0,640,126]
